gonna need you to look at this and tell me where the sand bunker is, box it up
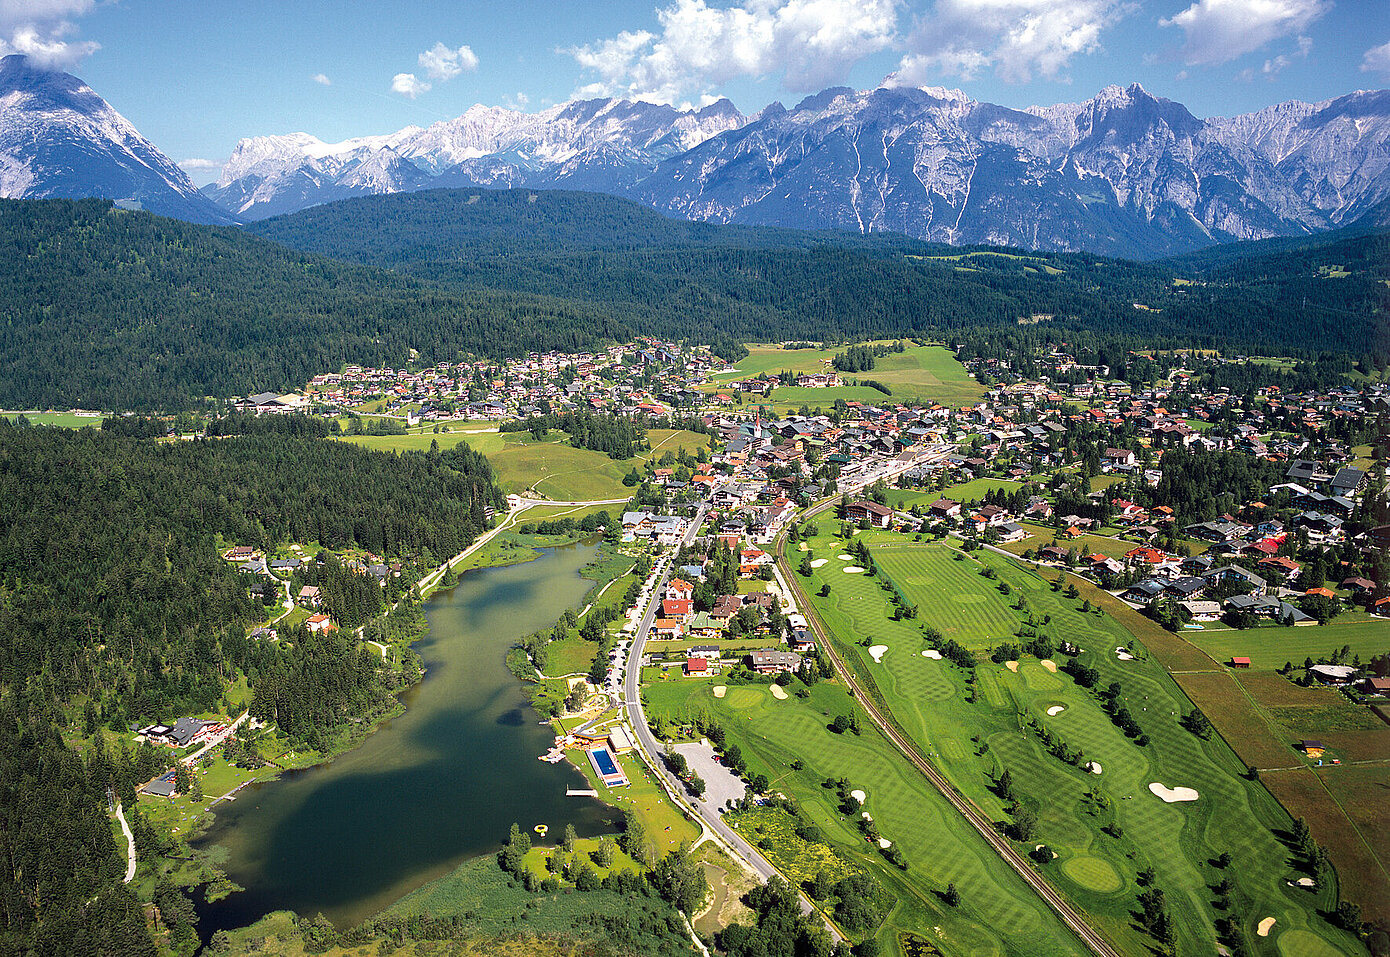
[844,566,865,573]
[1005,660,1019,672]
[921,649,943,659]
[1039,659,1057,672]
[810,558,828,567]
[861,811,872,821]
[769,684,788,699]
[1149,782,1199,802]
[1257,918,1276,937]
[869,645,888,662]
[1115,647,1135,661]
[1034,844,1059,859]
[850,789,866,803]
[1046,705,1066,716]
[712,685,727,698]
[1087,762,1103,775]
[877,838,892,849]
[1295,877,1315,888]
[838,554,854,560]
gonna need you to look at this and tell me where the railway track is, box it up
[775,502,1124,957]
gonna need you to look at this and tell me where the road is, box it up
[115,803,136,883]
[620,505,843,940]
[773,494,1123,957]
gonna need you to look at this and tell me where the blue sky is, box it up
[7,0,1387,184]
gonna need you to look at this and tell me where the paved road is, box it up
[620,505,842,940]
[774,494,1122,957]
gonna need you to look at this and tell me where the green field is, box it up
[710,343,984,409]
[339,426,705,502]
[1,411,107,428]
[1184,615,1390,671]
[641,676,1092,957]
[887,478,1028,512]
[796,531,1362,957]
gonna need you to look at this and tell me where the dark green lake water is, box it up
[195,543,611,935]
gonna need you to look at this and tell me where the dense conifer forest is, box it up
[0,193,1383,410]
[0,422,501,717]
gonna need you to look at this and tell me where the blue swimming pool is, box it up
[589,748,619,777]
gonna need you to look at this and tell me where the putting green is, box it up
[953,592,988,603]
[1276,929,1342,957]
[723,687,764,710]
[1061,856,1124,894]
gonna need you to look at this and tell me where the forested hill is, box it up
[0,421,503,954]
[0,198,627,410]
[248,188,1389,364]
[0,194,1385,411]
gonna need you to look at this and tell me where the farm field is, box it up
[339,426,704,501]
[641,676,1093,957]
[709,343,984,409]
[1184,615,1390,671]
[795,530,1361,957]
[1262,767,1390,926]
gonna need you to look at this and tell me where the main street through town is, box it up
[616,445,955,940]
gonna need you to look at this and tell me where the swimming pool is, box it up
[587,747,628,787]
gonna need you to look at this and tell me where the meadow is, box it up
[708,343,985,409]
[1184,615,1390,671]
[796,529,1362,956]
[340,426,707,501]
[641,675,1093,957]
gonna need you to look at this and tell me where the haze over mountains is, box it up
[1,53,1388,257]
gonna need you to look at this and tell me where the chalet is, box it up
[688,612,721,638]
[845,500,894,529]
[710,595,743,623]
[688,645,722,661]
[1203,565,1267,595]
[1165,577,1207,599]
[305,614,336,633]
[997,522,1027,542]
[929,498,962,519]
[748,649,803,674]
[661,598,693,621]
[1180,599,1221,621]
[297,585,321,607]
[1123,580,1166,604]
[665,578,694,600]
[224,545,256,561]
[683,657,709,676]
[652,618,684,638]
[1309,664,1356,685]
[1103,447,1137,468]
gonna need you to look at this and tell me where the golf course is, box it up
[793,526,1363,957]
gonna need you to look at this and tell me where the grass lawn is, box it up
[566,748,700,857]
[887,477,1028,511]
[1,411,106,428]
[340,426,704,502]
[709,344,984,409]
[641,672,1091,956]
[795,529,1362,957]
[1184,615,1390,671]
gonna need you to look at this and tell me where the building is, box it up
[845,500,894,528]
[684,657,709,676]
[748,649,803,674]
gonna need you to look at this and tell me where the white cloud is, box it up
[177,158,221,171]
[1235,33,1310,81]
[569,0,896,103]
[0,1,98,68]
[391,72,431,98]
[890,0,1127,86]
[1362,40,1390,79]
[312,72,331,86]
[418,41,478,82]
[1160,0,1329,67]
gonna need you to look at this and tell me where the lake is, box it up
[195,542,612,935]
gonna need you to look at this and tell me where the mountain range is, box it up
[1,53,1387,257]
[0,55,229,223]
